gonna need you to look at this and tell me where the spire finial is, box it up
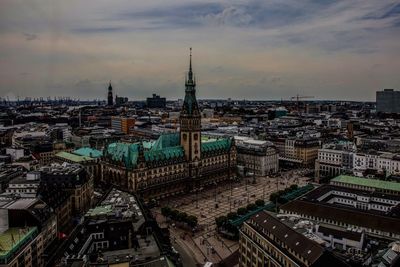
[189,47,192,72]
[188,47,193,82]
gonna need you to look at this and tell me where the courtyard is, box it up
[152,170,311,266]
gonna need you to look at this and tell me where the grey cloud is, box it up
[23,33,38,41]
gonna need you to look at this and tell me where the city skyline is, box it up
[1,0,400,101]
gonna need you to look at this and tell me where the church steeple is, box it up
[107,81,113,106]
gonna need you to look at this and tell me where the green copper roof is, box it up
[56,151,94,163]
[145,146,184,162]
[151,133,180,151]
[73,147,103,158]
[201,138,232,153]
[331,175,400,192]
[106,134,184,169]
[107,143,139,169]
[142,141,155,149]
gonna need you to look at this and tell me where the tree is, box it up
[215,216,227,228]
[246,203,257,211]
[176,211,188,222]
[237,207,247,215]
[187,215,198,228]
[290,184,298,191]
[270,193,279,203]
[227,212,238,220]
[255,199,265,206]
[161,206,171,217]
[170,209,179,220]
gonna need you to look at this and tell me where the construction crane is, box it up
[290,94,314,112]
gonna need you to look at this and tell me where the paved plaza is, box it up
[153,171,311,266]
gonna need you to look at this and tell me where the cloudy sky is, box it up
[0,0,400,101]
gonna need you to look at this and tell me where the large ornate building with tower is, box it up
[101,50,237,199]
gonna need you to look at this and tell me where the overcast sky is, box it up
[0,0,400,101]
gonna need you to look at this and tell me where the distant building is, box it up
[376,89,400,113]
[0,165,25,192]
[235,137,278,176]
[353,151,400,177]
[280,137,320,167]
[146,94,166,108]
[111,116,135,134]
[315,142,356,182]
[0,129,13,148]
[6,172,40,197]
[107,81,113,106]
[115,95,128,106]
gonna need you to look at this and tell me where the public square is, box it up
[153,170,311,266]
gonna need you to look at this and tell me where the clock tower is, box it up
[180,48,201,165]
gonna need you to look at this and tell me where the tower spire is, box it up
[189,47,192,72]
[188,47,193,82]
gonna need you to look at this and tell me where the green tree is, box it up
[227,212,238,220]
[237,207,247,215]
[176,211,188,222]
[255,199,265,206]
[215,216,227,228]
[290,184,298,191]
[161,206,171,217]
[170,209,179,221]
[246,203,257,211]
[187,215,198,228]
[270,193,279,203]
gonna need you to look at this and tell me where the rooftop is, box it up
[85,188,145,228]
[0,227,38,259]
[331,175,400,192]
[55,151,95,163]
[73,147,103,158]
[248,211,324,265]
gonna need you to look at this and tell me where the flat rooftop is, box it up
[85,188,145,227]
[55,151,95,163]
[0,227,37,259]
[331,175,400,192]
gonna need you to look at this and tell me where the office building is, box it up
[111,116,135,134]
[376,89,400,113]
[235,137,278,176]
[146,94,166,109]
